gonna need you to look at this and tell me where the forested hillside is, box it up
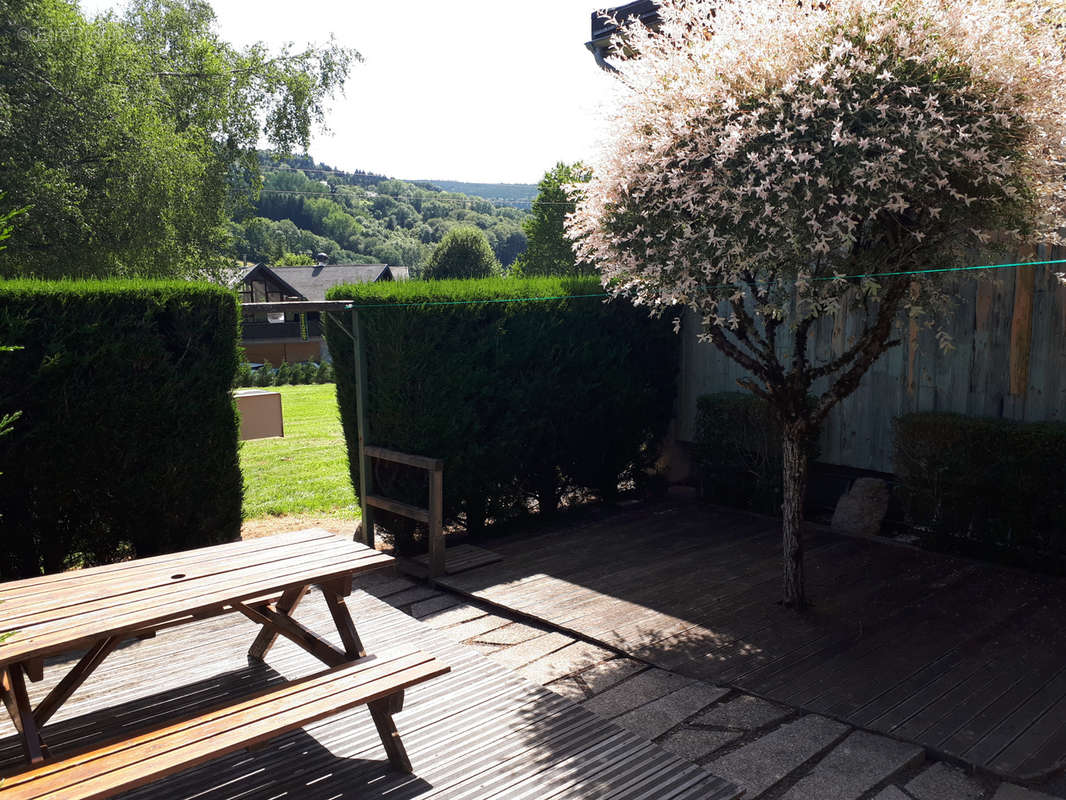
[412,180,537,208]
[231,155,530,270]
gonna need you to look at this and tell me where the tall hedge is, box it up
[893,413,1066,559]
[692,392,820,515]
[324,277,679,546]
[0,280,243,577]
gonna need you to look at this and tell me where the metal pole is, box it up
[352,308,375,548]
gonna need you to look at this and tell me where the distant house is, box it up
[229,262,407,363]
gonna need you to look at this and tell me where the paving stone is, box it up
[779,730,924,800]
[693,694,790,731]
[906,763,987,800]
[357,576,416,598]
[871,788,913,800]
[385,585,442,607]
[577,657,646,695]
[419,602,487,629]
[475,621,545,645]
[545,677,588,702]
[465,641,505,656]
[515,640,615,684]
[708,715,849,799]
[436,612,513,642]
[659,728,741,762]
[582,668,693,719]
[614,683,731,740]
[992,784,1064,800]
[409,594,461,619]
[487,631,574,669]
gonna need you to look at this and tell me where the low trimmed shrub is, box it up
[893,413,1066,559]
[692,392,820,515]
[233,360,333,388]
[0,280,242,578]
[324,277,679,551]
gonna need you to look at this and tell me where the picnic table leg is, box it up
[320,578,413,773]
[322,578,366,658]
[248,585,309,661]
[34,636,119,728]
[2,664,47,764]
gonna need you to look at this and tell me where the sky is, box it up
[80,0,620,184]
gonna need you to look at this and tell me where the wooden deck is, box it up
[0,579,739,799]
[437,501,1066,782]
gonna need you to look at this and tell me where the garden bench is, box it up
[0,529,449,797]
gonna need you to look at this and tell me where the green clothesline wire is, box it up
[342,257,1066,309]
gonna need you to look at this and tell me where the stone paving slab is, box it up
[475,621,546,645]
[577,657,646,695]
[582,668,694,719]
[409,594,461,619]
[360,576,417,598]
[709,715,849,799]
[385,585,443,607]
[545,677,588,702]
[779,730,924,800]
[872,787,914,800]
[515,640,616,684]
[487,631,574,669]
[418,602,488,628]
[614,684,730,740]
[694,694,790,731]
[906,762,988,800]
[993,785,1064,800]
[660,728,742,762]
[437,612,514,641]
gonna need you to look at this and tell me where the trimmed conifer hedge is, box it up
[324,277,679,547]
[893,413,1066,560]
[0,280,243,577]
[692,392,821,515]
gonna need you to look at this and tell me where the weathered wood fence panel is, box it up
[677,249,1066,473]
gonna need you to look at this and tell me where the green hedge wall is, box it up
[0,280,243,577]
[692,392,821,515]
[324,277,679,548]
[893,413,1066,559]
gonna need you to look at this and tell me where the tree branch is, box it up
[811,277,910,425]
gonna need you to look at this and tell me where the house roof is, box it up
[587,0,660,67]
[268,264,393,301]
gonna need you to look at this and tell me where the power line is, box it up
[342,257,1066,309]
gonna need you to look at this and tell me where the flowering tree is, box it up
[568,0,1066,607]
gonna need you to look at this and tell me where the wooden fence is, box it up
[676,247,1066,473]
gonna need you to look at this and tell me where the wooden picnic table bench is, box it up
[0,528,449,799]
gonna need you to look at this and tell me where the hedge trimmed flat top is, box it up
[0,530,447,798]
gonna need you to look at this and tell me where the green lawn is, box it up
[239,384,359,519]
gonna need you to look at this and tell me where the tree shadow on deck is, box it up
[442,500,1066,782]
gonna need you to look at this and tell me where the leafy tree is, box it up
[0,0,357,279]
[423,226,501,280]
[568,0,1066,607]
[275,252,316,266]
[516,162,593,277]
[0,199,25,465]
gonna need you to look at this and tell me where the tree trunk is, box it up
[781,423,809,609]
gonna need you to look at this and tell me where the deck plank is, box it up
[0,576,738,800]
[436,501,1066,782]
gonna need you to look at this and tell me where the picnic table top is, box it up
[0,529,392,669]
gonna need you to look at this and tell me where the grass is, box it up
[239,384,359,520]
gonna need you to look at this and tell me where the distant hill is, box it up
[413,180,538,208]
[228,154,530,270]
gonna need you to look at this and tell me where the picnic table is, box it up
[0,528,449,799]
